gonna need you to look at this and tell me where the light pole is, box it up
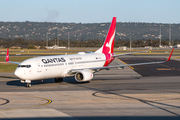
[46,33,48,47]
[57,28,59,46]
[130,35,132,51]
[169,24,171,46]
[159,24,162,48]
[68,32,70,49]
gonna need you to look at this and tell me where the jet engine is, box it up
[75,70,93,82]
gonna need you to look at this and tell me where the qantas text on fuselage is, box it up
[42,58,66,64]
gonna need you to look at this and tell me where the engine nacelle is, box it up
[75,70,93,82]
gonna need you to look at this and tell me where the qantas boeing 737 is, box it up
[6,17,174,87]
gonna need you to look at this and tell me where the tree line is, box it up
[1,21,180,41]
[0,38,179,49]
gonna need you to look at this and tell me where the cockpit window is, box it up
[18,65,31,68]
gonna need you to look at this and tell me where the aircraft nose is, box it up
[14,69,22,78]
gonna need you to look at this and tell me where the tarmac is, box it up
[0,56,180,120]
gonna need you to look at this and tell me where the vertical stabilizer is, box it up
[6,49,9,62]
[5,49,20,64]
[95,17,116,54]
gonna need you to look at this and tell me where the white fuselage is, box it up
[14,53,106,81]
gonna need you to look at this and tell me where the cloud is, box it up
[44,10,60,22]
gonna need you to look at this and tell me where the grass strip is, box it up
[0,64,18,73]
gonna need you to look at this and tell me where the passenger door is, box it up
[37,62,42,73]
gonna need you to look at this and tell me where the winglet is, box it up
[166,48,174,62]
[5,49,9,62]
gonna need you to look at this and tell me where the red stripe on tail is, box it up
[6,49,9,62]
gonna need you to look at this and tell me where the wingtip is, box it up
[166,48,174,62]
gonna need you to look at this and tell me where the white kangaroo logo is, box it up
[6,55,9,60]
[105,32,115,53]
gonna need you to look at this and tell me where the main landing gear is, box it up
[55,78,63,83]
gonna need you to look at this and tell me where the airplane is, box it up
[5,17,174,87]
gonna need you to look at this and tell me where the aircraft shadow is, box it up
[6,75,142,87]
[6,77,82,87]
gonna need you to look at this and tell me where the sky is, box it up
[0,0,180,23]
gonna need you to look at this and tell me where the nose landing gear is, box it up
[26,83,31,87]
[21,78,63,87]
[21,80,31,87]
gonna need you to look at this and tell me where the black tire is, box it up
[84,81,90,83]
[55,78,59,83]
[58,78,63,83]
[26,83,31,87]
[55,78,63,83]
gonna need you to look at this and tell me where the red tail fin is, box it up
[6,49,9,62]
[95,17,116,53]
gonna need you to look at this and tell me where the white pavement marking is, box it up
[0,109,78,119]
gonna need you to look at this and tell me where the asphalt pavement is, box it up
[0,56,180,120]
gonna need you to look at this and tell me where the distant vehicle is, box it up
[46,45,66,49]
[117,46,127,50]
[5,17,174,87]
[174,44,180,48]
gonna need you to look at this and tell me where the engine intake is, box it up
[75,70,93,82]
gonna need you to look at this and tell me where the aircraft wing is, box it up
[113,51,148,57]
[5,49,20,65]
[69,48,174,73]
[90,60,167,71]
[91,48,174,71]
[85,51,94,53]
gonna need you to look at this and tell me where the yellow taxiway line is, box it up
[115,58,134,70]
[0,94,52,111]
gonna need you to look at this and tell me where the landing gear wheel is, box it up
[84,81,91,83]
[55,78,58,83]
[55,78,63,83]
[26,83,31,87]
